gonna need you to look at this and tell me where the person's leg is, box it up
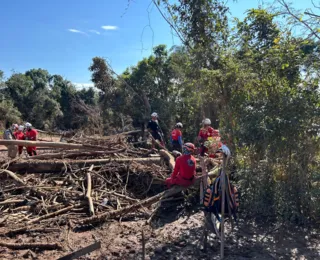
[27,147,33,156]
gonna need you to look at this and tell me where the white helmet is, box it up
[12,124,18,130]
[18,125,24,131]
[203,118,211,125]
[25,122,32,128]
[176,122,183,128]
[151,112,158,118]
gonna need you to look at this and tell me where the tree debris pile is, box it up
[0,133,172,253]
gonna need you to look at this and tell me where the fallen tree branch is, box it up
[27,205,74,224]
[0,169,25,185]
[0,140,110,151]
[86,165,95,216]
[0,241,62,250]
[8,157,162,173]
[1,227,60,237]
[159,149,175,170]
[25,148,126,160]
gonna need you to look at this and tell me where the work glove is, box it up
[220,144,231,157]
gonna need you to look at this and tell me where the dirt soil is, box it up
[0,205,319,260]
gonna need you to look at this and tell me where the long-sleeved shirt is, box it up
[171,129,182,145]
[171,154,196,180]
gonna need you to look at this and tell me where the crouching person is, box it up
[165,143,196,188]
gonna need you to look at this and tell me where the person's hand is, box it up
[220,144,231,157]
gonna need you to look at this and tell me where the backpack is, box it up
[203,170,239,222]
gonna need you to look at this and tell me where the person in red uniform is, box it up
[165,143,197,188]
[25,122,38,156]
[170,122,183,152]
[14,125,25,156]
[198,118,220,156]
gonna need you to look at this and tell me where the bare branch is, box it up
[277,0,320,40]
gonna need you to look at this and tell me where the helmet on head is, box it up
[183,142,195,152]
[151,112,158,118]
[12,124,18,130]
[175,122,183,128]
[18,125,24,131]
[25,122,32,128]
[203,118,211,125]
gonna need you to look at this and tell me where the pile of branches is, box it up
[0,132,172,252]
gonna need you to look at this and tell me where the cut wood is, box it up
[0,199,25,206]
[0,169,25,185]
[7,157,162,173]
[86,165,95,216]
[0,140,110,151]
[0,241,62,250]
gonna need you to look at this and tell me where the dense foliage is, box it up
[1,0,319,223]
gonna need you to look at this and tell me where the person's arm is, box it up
[178,136,183,146]
[171,157,180,179]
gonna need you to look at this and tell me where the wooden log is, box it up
[0,199,25,206]
[7,157,162,173]
[86,165,95,216]
[0,169,25,185]
[159,149,175,171]
[27,205,74,224]
[0,241,62,250]
[1,227,60,237]
[25,148,126,160]
[0,140,109,151]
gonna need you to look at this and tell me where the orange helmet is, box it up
[183,142,195,152]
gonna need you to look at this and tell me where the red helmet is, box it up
[184,142,195,152]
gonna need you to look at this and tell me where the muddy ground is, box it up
[0,201,319,260]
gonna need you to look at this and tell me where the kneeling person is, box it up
[165,143,196,188]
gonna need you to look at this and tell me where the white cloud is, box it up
[101,25,118,30]
[89,30,101,35]
[68,29,88,36]
[73,83,95,89]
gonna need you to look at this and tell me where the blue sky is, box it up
[0,0,311,88]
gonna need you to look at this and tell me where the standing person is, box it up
[3,122,17,158]
[165,143,197,188]
[147,112,165,149]
[198,118,220,156]
[12,124,18,133]
[171,122,183,152]
[14,125,25,157]
[25,122,38,156]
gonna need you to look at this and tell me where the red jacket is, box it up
[198,127,219,141]
[25,129,38,141]
[171,154,196,180]
[171,129,182,141]
[14,131,25,140]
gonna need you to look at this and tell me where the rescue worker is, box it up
[165,143,197,188]
[170,122,183,152]
[25,122,38,156]
[147,112,165,148]
[3,122,18,158]
[12,124,18,132]
[14,125,25,156]
[198,118,220,156]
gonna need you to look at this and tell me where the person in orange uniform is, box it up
[170,122,183,152]
[198,118,220,156]
[25,122,38,156]
[165,143,197,188]
[14,125,25,156]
